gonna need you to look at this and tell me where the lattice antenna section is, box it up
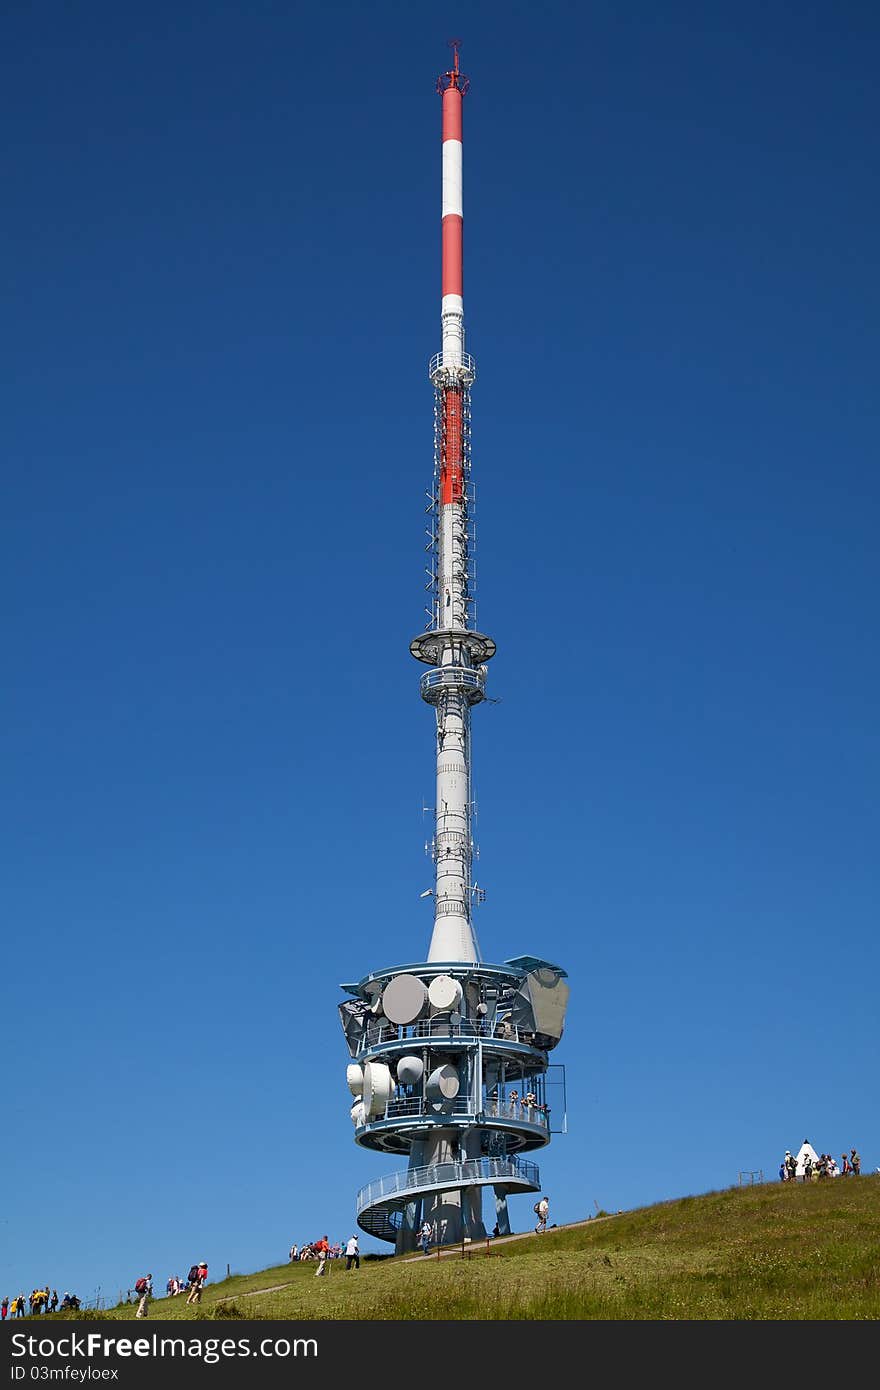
[425,376,476,630]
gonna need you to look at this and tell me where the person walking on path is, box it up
[134,1274,152,1319]
[185,1263,207,1306]
[314,1236,330,1277]
[419,1221,433,1255]
[345,1235,360,1271]
[534,1195,549,1233]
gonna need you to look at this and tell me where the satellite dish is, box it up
[362,1061,393,1118]
[426,1063,460,1101]
[382,974,429,1026]
[428,975,463,1013]
[396,1055,424,1086]
[346,1063,364,1097]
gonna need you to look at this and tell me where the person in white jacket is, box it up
[534,1196,549,1234]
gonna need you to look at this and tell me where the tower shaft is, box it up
[338,43,569,1256]
[425,45,483,963]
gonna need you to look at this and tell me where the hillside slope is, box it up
[65,1177,880,1321]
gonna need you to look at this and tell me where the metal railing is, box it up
[362,1016,531,1048]
[362,1094,549,1129]
[420,665,486,704]
[378,1095,550,1128]
[357,1155,539,1214]
[428,351,476,383]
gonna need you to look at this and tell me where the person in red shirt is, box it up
[314,1236,329,1277]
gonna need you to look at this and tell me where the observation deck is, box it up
[357,1155,540,1243]
[420,664,486,705]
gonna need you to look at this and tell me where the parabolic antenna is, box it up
[382,974,428,1025]
[426,1063,460,1100]
[346,1063,364,1097]
[396,1054,424,1086]
[362,1061,393,1117]
[428,975,463,1013]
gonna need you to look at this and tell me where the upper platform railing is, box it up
[361,1015,536,1049]
[429,351,476,384]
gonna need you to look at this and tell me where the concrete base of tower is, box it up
[493,1186,511,1237]
[462,1130,487,1240]
[391,1128,491,1250]
[419,1129,464,1245]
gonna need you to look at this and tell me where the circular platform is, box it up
[410,629,496,666]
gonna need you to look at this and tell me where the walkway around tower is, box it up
[357,1155,541,1242]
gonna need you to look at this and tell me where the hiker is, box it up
[50,1290,58,1313]
[534,1195,549,1234]
[851,1148,861,1176]
[134,1274,152,1319]
[289,1244,298,1262]
[1,1297,7,1320]
[419,1221,433,1255]
[314,1236,330,1277]
[185,1264,204,1305]
[841,1152,851,1176]
[345,1235,360,1271]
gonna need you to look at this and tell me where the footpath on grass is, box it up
[217,1213,613,1302]
[401,1213,613,1262]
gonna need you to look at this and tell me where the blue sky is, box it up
[3,0,878,1306]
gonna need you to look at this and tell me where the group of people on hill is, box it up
[288,1237,360,1275]
[163,1262,208,1303]
[132,1261,206,1319]
[779,1142,861,1183]
[1,1290,79,1318]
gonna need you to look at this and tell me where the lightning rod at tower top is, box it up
[337,41,571,1252]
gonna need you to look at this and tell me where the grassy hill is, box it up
[61,1176,880,1320]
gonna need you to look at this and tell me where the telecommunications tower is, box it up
[338,42,570,1252]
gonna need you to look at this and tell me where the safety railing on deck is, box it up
[363,1095,549,1129]
[357,1155,539,1214]
[362,1016,531,1048]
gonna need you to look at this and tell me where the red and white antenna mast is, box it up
[411,40,496,963]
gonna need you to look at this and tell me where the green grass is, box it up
[54,1175,880,1321]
